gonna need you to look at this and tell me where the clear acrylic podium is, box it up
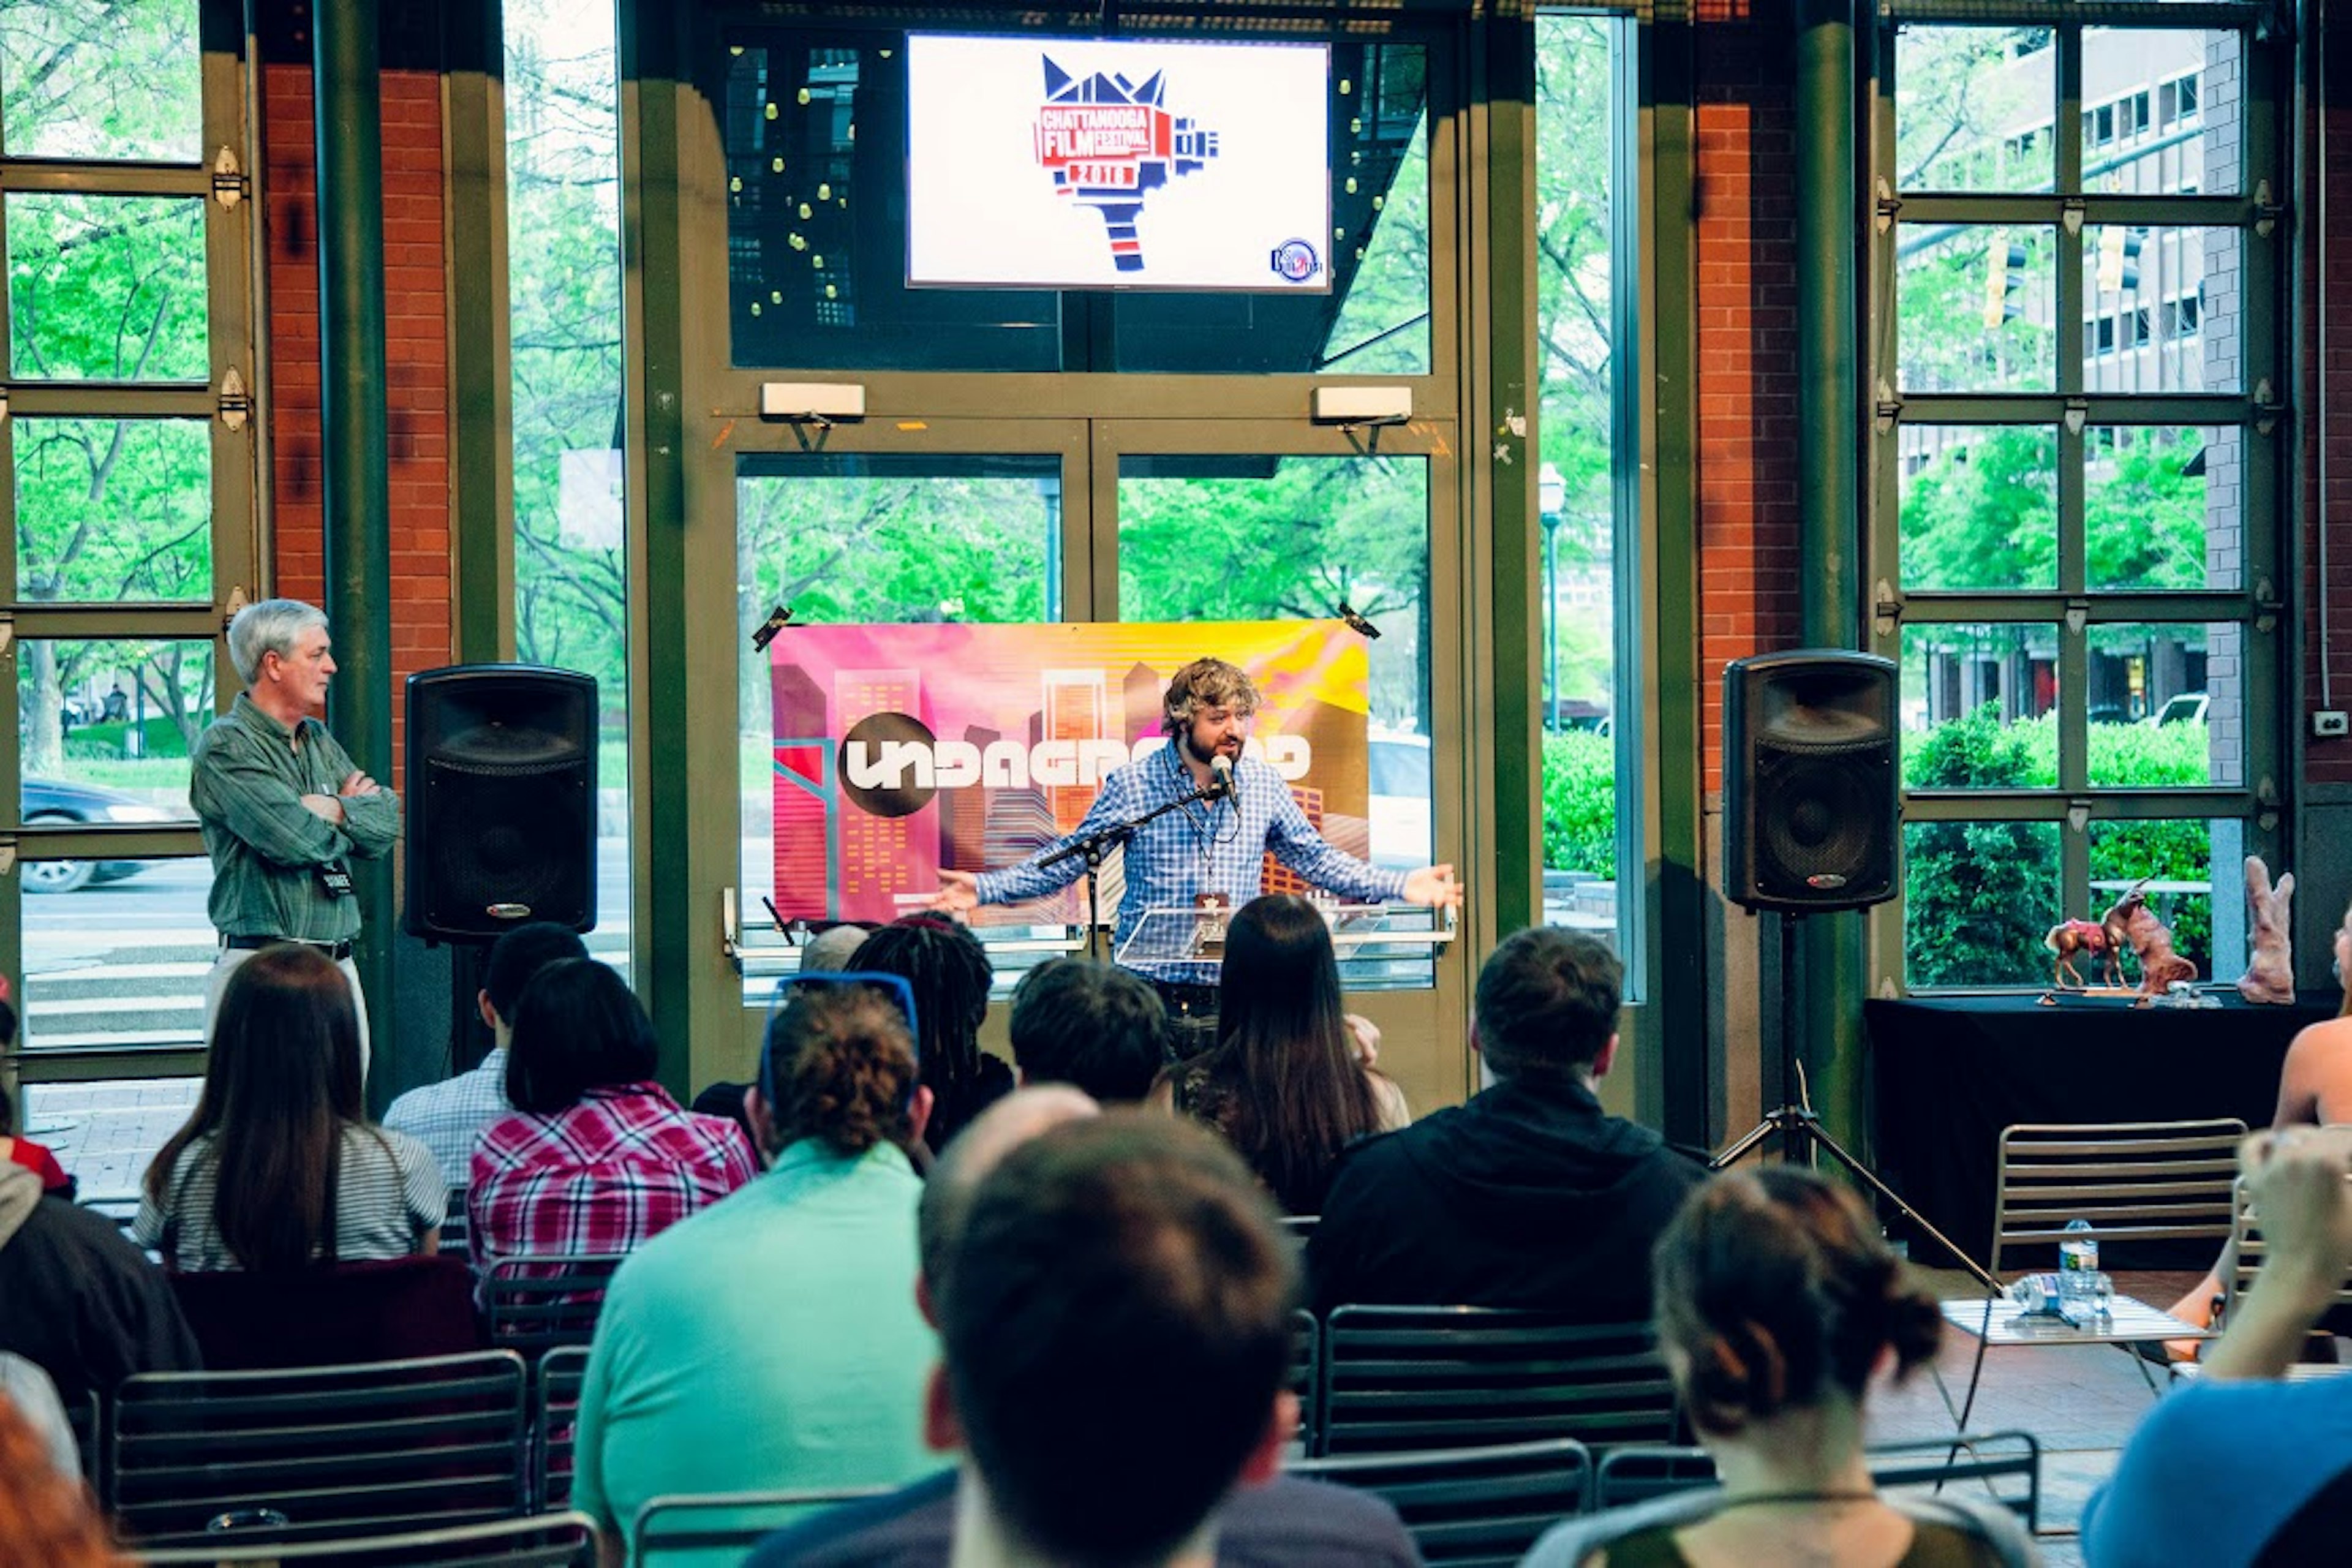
[1116,900,1458,975]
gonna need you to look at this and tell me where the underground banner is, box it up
[766,620,1374,925]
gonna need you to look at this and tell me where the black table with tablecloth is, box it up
[1864,991,2335,1272]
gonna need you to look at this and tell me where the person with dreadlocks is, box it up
[852,916,1014,1155]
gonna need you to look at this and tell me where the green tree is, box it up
[1902,703,2061,986]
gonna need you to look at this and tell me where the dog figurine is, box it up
[2105,883,2199,1003]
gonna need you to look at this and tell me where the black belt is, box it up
[224,935,355,960]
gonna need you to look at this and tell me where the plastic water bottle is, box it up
[2059,1219,2100,1313]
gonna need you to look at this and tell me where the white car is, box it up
[1368,733,1432,871]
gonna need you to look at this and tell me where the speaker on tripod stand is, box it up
[1714,651,2000,1292]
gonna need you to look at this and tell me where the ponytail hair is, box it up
[1652,1167,1941,1438]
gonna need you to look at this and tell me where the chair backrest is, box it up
[1290,1307,1319,1454]
[133,1510,598,1566]
[1289,1438,1593,1566]
[1991,1118,2246,1275]
[168,1254,486,1370]
[2223,1170,2352,1329]
[1594,1432,2041,1531]
[106,1350,531,1548]
[66,1384,102,1495]
[630,1487,892,1564]
[481,1253,627,1358]
[531,1345,594,1512]
[1317,1307,1678,1458]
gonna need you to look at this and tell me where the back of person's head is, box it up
[760,983,923,1159]
[799,922,875,975]
[1008,958,1166,1102]
[0,1389,128,1567]
[481,922,590,1023]
[943,1112,1298,1565]
[1473,926,1621,1080]
[852,916,993,1115]
[503,959,658,1115]
[1208,894,1380,1209]
[1653,1167,1942,1439]
[148,943,364,1268]
[916,1084,1099,1305]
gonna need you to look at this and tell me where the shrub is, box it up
[1540,731,1616,877]
[1902,704,2059,987]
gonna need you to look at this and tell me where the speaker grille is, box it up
[1755,744,1896,900]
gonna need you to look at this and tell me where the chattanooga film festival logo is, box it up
[1034,56,1218,273]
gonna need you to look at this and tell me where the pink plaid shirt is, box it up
[467,1083,759,1275]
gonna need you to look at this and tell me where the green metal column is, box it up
[1793,0,1867,1145]
[313,0,398,1105]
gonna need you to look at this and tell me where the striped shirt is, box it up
[189,692,402,945]
[467,1084,760,1279]
[976,741,1406,981]
[132,1124,445,1272]
[383,1049,513,1188]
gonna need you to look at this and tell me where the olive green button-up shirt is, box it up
[189,693,402,944]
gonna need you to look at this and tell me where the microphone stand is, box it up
[1038,770,1230,961]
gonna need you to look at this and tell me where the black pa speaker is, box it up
[1723,650,1899,913]
[405,665,597,940]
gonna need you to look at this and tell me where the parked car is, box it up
[2150,692,2209,726]
[1368,731,1433,872]
[21,777,192,894]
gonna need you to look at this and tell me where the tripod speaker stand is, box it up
[1711,911,2001,1296]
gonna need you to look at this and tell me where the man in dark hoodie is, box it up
[1306,925,1708,1316]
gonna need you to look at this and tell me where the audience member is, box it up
[2164,899,2352,1351]
[690,922,876,1140]
[135,944,443,1271]
[1308,926,1706,1314]
[383,922,588,1186]
[0,989,70,1198]
[2081,1126,2352,1567]
[1150,893,1408,1213]
[853,916,1014,1153]
[1523,1166,2034,1567]
[1008,957,1167,1103]
[0,1380,128,1568]
[571,984,939,1546]
[750,1112,1418,1567]
[914,1084,1102,1317]
[0,1352,80,1481]
[468,959,756,1278]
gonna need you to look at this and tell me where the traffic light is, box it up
[1983,237,2029,328]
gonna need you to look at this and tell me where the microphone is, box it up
[1209,754,1235,800]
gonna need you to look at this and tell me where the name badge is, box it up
[318,862,355,899]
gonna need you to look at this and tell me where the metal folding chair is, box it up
[1289,1437,1593,1566]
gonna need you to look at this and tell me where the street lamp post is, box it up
[1538,464,1565,733]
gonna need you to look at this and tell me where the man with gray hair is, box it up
[190,598,401,1067]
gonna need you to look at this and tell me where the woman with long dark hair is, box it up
[135,944,442,1271]
[1150,892,1407,1213]
[850,916,1012,1153]
[1524,1167,2033,1566]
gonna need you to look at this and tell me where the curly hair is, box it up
[1159,658,1261,737]
[1652,1166,1943,1438]
[0,1390,128,1567]
[851,916,998,1147]
[762,986,922,1157]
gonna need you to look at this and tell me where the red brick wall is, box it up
[262,45,452,791]
[2304,24,2352,784]
[1692,13,1803,795]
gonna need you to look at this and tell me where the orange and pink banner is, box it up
[767,620,1373,925]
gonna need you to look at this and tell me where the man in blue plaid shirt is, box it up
[933,658,1459,1004]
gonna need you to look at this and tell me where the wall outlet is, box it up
[2315,711,2350,738]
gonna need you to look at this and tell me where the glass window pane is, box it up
[508,0,629,982]
[2086,425,2238,590]
[1895,27,2054,194]
[6,195,208,382]
[0,0,202,164]
[721,29,1431,374]
[2087,818,2239,984]
[2081,227,2239,392]
[1901,625,2058,785]
[1898,425,2057,591]
[17,638,214,819]
[1898,224,2054,393]
[2083,28,2240,196]
[12,418,213,603]
[1903,819,2061,987]
[735,452,1063,983]
[2085,621,2241,786]
[18,1076,202,1205]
